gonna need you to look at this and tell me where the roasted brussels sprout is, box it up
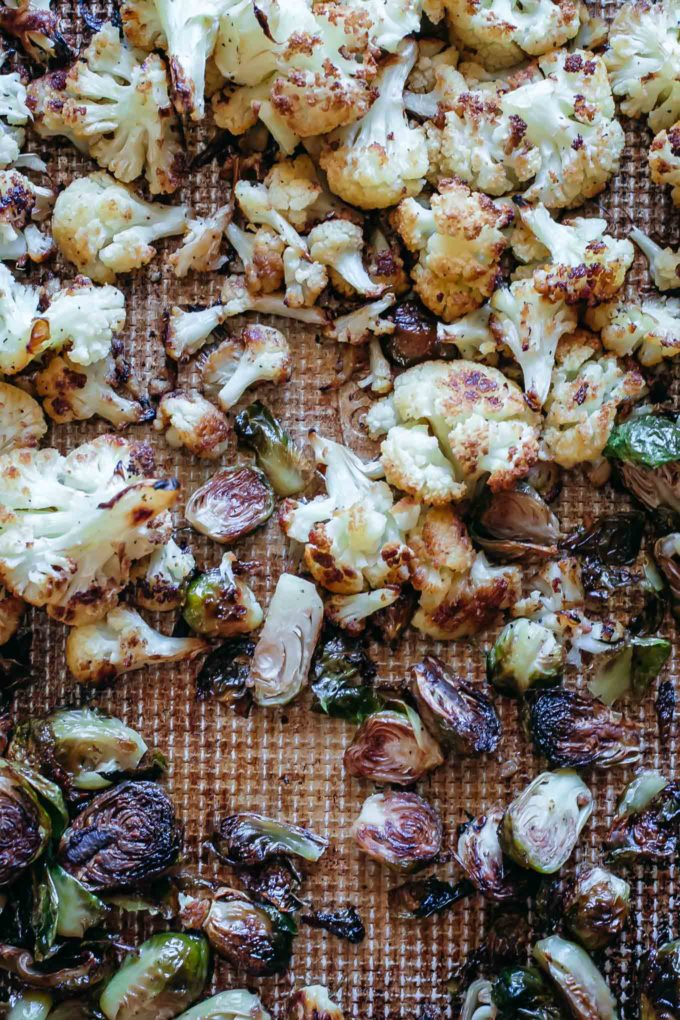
[492,967,564,1019]
[388,875,472,920]
[563,866,631,951]
[370,586,417,645]
[456,810,529,902]
[234,402,314,497]
[607,771,680,865]
[239,858,303,915]
[185,467,275,543]
[51,863,109,938]
[561,512,645,565]
[502,770,593,874]
[99,932,209,1020]
[179,886,295,977]
[0,759,61,886]
[487,619,564,697]
[286,986,343,1020]
[212,813,327,867]
[533,936,619,1019]
[195,638,254,711]
[2,991,53,1020]
[385,301,437,367]
[470,485,560,562]
[310,628,380,723]
[459,979,497,1020]
[408,656,500,755]
[528,688,641,769]
[343,703,444,786]
[654,534,680,611]
[183,554,263,638]
[656,680,675,743]
[622,463,680,517]
[131,539,195,613]
[57,780,182,892]
[0,939,114,993]
[640,939,680,1020]
[588,636,671,705]
[351,791,442,873]
[175,990,270,1019]
[300,907,365,943]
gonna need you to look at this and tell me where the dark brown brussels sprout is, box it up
[456,810,529,902]
[351,791,442,873]
[286,986,344,1020]
[470,484,560,562]
[525,462,563,504]
[0,760,59,886]
[0,939,114,993]
[182,554,263,638]
[57,781,182,892]
[640,938,680,1020]
[179,886,295,976]
[487,619,564,697]
[310,628,380,724]
[185,466,274,544]
[212,813,328,867]
[654,534,680,611]
[234,401,314,497]
[607,771,680,865]
[239,858,303,914]
[533,935,619,1019]
[370,586,417,645]
[195,638,254,713]
[621,462,680,517]
[491,967,564,1020]
[502,770,593,874]
[528,688,642,769]
[563,866,631,951]
[656,680,675,743]
[388,875,473,919]
[343,703,444,786]
[409,656,500,755]
[385,301,437,366]
[561,511,645,565]
[300,907,365,943]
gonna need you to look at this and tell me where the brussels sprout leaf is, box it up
[605,415,680,468]
[311,629,381,723]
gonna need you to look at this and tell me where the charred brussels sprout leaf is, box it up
[57,780,182,892]
[581,560,638,606]
[561,512,645,565]
[183,555,263,638]
[640,939,680,1020]
[310,629,380,723]
[605,415,680,468]
[30,862,58,962]
[589,637,671,706]
[607,772,680,865]
[300,907,365,943]
[528,688,642,769]
[409,656,500,755]
[620,463,680,518]
[0,937,114,993]
[459,979,496,1020]
[456,810,530,902]
[533,935,619,1020]
[234,402,314,497]
[50,864,108,939]
[239,859,303,915]
[487,619,564,697]
[195,638,254,713]
[185,467,274,544]
[563,866,631,951]
[388,875,473,919]
[502,770,593,874]
[0,760,58,886]
[470,484,560,562]
[351,791,442,873]
[343,703,444,786]
[212,813,327,867]
[656,680,676,743]
[99,932,209,1020]
[492,966,564,1019]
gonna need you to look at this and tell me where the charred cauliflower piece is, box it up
[367,360,540,500]
[226,223,285,296]
[0,0,72,65]
[131,538,195,612]
[0,435,179,625]
[29,24,183,194]
[52,171,188,283]
[543,331,647,469]
[35,352,150,428]
[0,380,46,454]
[605,0,680,132]
[167,205,230,277]
[155,389,230,460]
[586,296,680,366]
[201,325,291,412]
[0,167,54,264]
[0,54,30,166]
[649,120,680,205]
[393,178,512,322]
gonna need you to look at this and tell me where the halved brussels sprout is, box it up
[351,791,442,873]
[607,772,680,865]
[487,619,564,697]
[588,637,671,706]
[0,759,57,886]
[185,466,275,543]
[311,628,380,724]
[640,939,680,1020]
[195,638,254,711]
[456,810,528,902]
[561,512,645,565]
[212,813,328,867]
[286,986,343,1020]
[57,781,182,892]
[99,932,209,1020]
[533,936,619,1020]
[408,656,500,755]
[388,875,472,920]
[0,938,114,993]
[183,555,263,638]
[369,587,417,645]
[501,770,593,874]
[654,534,680,611]
[234,402,314,497]
[343,703,444,786]
[563,866,631,951]
[176,990,271,1020]
[492,967,564,1020]
[528,688,642,769]
[470,484,560,562]
[300,907,365,943]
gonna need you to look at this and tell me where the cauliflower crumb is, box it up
[586,296,680,366]
[0,380,46,454]
[155,389,230,460]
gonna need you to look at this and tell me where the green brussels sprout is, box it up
[470,483,560,562]
[640,938,680,1020]
[175,990,270,1020]
[563,866,631,951]
[492,966,564,1019]
[501,770,593,874]
[607,771,680,865]
[487,619,564,697]
[286,986,343,1020]
[234,401,314,497]
[0,759,66,887]
[310,628,381,723]
[4,991,53,1020]
[99,932,209,1020]
[185,466,275,544]
[588,636,671,705]
[533,935,619,1019]
[51,864,108,939]
[212,812,327,867]
[183,554,263,638]
[528,688,641,769]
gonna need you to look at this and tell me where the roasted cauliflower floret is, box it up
[436,306,498,361]
[225,223,285,296]
[0,167,54,264]
[444,0,581,70]
[35,351,150,428]
[0,0,71,65]
[201,325,291,411]
[380,424,461,505]
[393,178,512,322]
[234,179,307,254]
[167,205,230,277]
[263,156,324,232]
[155,389,230,460]
[283,248,329,308]
[0,435,179,624]
[630,227,680,291]
[0,380,46,454]
[605,0,680,132]
[52,171,188,283]
[649,120,680,205]
[347,0,424,52]
[586,296,680,366]
[307,220,381,297]
[0,55,29,167]
[131,538,195,612]
[319,40,428,211]
[368,359,540,499]
[543,330,647,468]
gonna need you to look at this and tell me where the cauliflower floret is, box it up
[40,276,126,366]
[393,178,512,322]
[605,0,680,133]
[66,606,209,684]
[380,423,461,505]
[444,0,581,70]
[543,330,647,468]
[319,40,428,211]
[308,220,382,297]
[52,171,189,283]
[211,78,301,154]
[325,587,400,635]
[225,223,285,295]
[0,263,40,374]
[630,227,680,291]
[0,380,46,454]
[0,435,179,624]
[0,584,24,645]
[346,0,423,52]
[283,248,328,308]
[649,120,680,205]
[28,25,183,194]
[35,352,150,428]
[0,168,54,264]
[263,156,324,231]
[490,278,579,408]
[436,306,498,362]
[330,294,396,345]
[131,538,195,613]
[586,296,680,366]
[0,57,29,167]
[358,338,394,395]
[234,179,307,254]
[280,432,419,594]
[372,359,540,498]
[0,0,72,65]
[155,389,230,459]
[201,324,291,411]
[167,205,230,277]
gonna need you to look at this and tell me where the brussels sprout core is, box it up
[501,770,593,874]
[487,619,564,697]
[351,791,442,872]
